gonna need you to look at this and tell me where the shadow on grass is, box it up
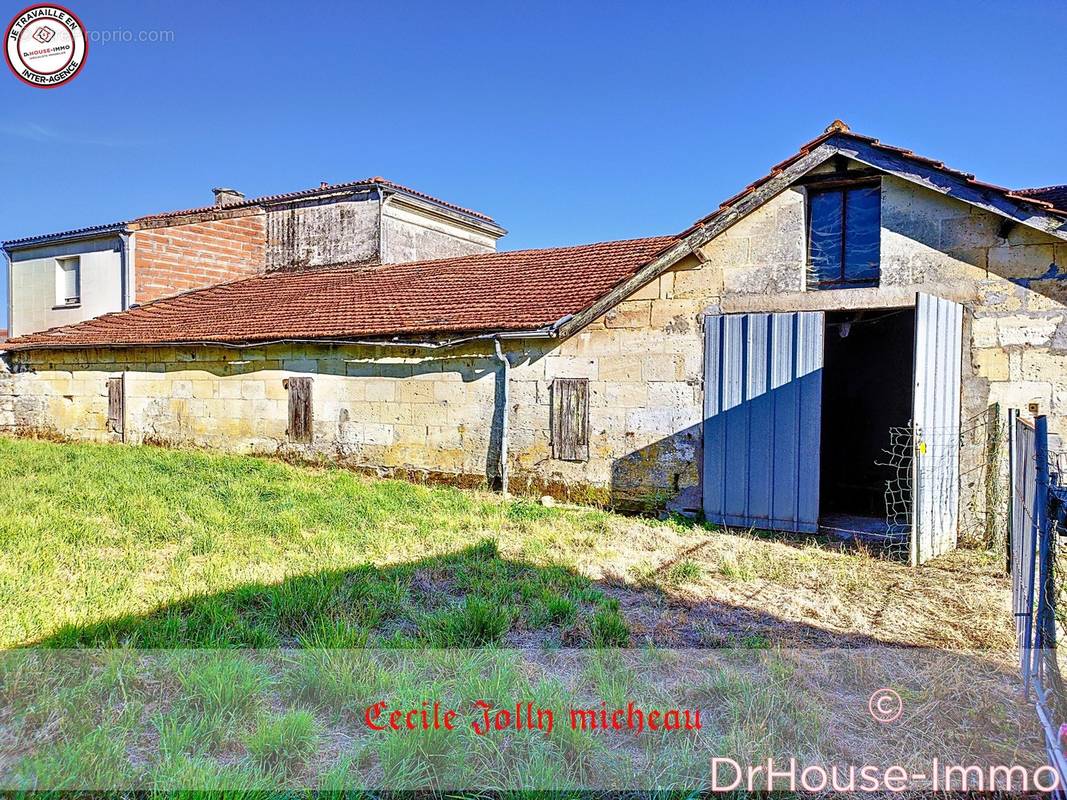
[33,539,892,650]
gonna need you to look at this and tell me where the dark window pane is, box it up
[844,186,880,285]
[808,190,842,285]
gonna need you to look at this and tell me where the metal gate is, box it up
[1009,412,1067,793]
[702,311,824,533]
[911,292,964,564]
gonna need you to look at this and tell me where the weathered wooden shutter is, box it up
[551,378,589,461]
[106,376,124,437]
[284,377,313,443]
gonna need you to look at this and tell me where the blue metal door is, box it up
[703,312,824,533]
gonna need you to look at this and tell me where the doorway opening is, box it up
[819,308,914,540]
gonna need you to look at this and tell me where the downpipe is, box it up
[493,336,509,497]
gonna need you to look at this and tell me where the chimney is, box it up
[212,187,245,207]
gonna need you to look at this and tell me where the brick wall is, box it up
[132,212,266,303]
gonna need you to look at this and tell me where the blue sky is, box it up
[2,0,1066,329]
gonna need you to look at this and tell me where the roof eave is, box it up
[0,322,563,354]
[3,222,129,252]
[380,185,507,236]
[829,133,1067,241]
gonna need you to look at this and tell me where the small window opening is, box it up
[807,182,880,289]
[56,256,81,306]
[284,377,313,443]
[551,378,589,462]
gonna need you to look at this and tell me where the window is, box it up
[807,183,880,289]
[55,256,81,306]
[284,377,313,443]
[551,378,589,461]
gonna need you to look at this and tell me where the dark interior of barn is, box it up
[819,308,915,535]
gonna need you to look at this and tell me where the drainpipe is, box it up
[118,231,131,309]
[3,245,11,338]
[493,336,510,496]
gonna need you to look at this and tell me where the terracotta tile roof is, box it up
[1015,185,1067,213]
[135,177,499,225]
[3,236,675,350]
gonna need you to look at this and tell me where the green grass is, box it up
[664,559,702,586]
[245,710,319,775]
[0,437,630,648]
[0,437,1030,793]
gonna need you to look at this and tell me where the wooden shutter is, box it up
[551,378,589,461]
[106,376,124,437]
[284,377,313,443]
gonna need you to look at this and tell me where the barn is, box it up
[3,121,1067,563]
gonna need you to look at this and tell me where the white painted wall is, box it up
[381,198,501,264]
[8,237,123,337]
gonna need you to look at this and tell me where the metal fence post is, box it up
[1023,417,1044,698]
[1008,407,1017,575]
[1031,416,1051,696]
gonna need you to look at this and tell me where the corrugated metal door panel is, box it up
[796,312,824,526]
[722,315,749,520]
[704,316,725,517]
[769,314,799,525]
[912,292,964,564]
[703,311,824,533]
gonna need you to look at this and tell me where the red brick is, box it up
[133,213,266,303]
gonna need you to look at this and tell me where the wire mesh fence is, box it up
[870,409,1004,563]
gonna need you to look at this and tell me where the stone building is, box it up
[3,121,1066,562]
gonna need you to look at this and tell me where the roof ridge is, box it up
[135,176,499,225]
[1016,184,1067,194]
[250,234,678,282]
[679,125,1067,237]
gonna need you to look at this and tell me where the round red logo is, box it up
[5,4,87,88]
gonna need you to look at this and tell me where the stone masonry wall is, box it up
[0,252,703,510]
[265,196,380,271]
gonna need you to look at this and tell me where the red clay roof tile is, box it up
[4,237,675,350]
[1016,185,1067,213]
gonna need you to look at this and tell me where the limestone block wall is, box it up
[506,267,706,507]
[0,264,703,510]
[265,195,380,271]
[0,343,503,482]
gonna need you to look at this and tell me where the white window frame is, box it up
[55,256,81,307]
